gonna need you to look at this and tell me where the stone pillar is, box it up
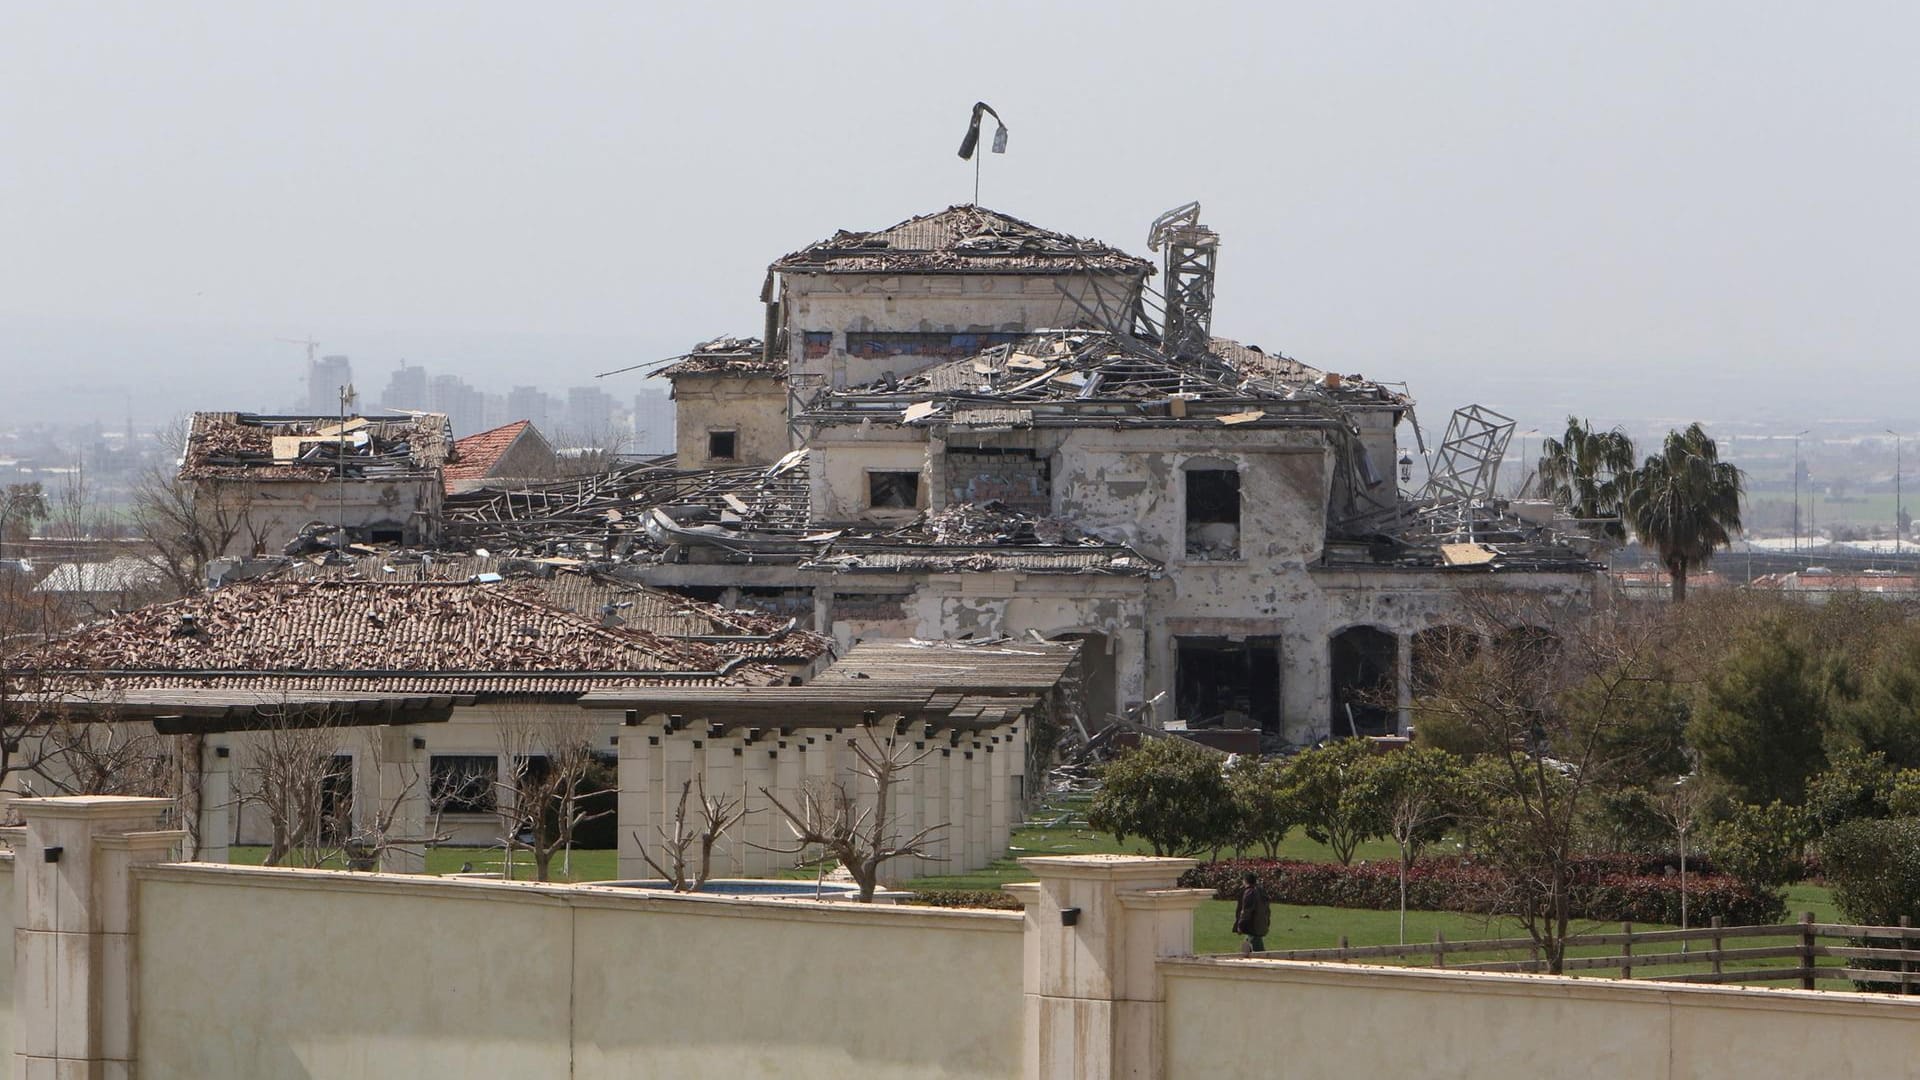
[616,715,654,881]
[966,742,989,872]
[377,727,428,874]
[988,734,1011,858]
[1007,856,1212,1080]
[1396,631,1415,736]
[11,795,183,1080]
[703,735,741,876]
[920,740,950,866]
[946,746,968,872]
[739,739,775,876]
[196,740,232,864]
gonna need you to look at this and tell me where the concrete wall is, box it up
[670,374,790,467]
[134,864,1022,1080]
[198,475,443,554]
[781,271,1143,389]
[1160,957,1920,1080]
[807,435,931,524]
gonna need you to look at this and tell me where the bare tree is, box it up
[229,705,351,867]
[129,419,262,598]
[494,707,614,882]
[336,730,451,872]
[0,575,94,814]
[1413,592,1677,973]
[758,724,946,902]
[635,775,750,891]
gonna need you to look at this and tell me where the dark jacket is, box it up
[1233,883,1271,938]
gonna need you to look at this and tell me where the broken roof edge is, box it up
[769,204,1153,276]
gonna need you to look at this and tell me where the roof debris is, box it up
[183,412,452,483]
[772,205,1151,276]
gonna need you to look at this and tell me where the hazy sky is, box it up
[3,1,1916,433]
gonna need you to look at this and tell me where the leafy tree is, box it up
[1537,416,1636,542]
[1413,593,1679,973]
[1283,738,1390,865]
[0,481,49,556]
[1624,423,1744,602]
[1368,746,1468,942]
[1088,738,1235,857]
[1822,817,1920,926]
[1889,770,1920,817]
[1227,756,1296,858]
[1709,800,1809,894]
[1837,627,1920,768]
[1688,620,1838,806]
[1801,748,1895,837]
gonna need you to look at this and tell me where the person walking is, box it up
[1233,870,1271,955]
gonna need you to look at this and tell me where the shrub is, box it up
[1709,801,1811,892]
[907,889,1025,911]
[1818,817,1920,992]
[1087,738,1236,856]
[1179,857,1784,927]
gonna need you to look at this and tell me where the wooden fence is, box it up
[1247,913,1920,991]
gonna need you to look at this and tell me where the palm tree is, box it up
[1624,424,1745,602]
[1537,417,1637,542]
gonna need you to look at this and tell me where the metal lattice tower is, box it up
[1418,405,1516,540]
[1146,202,1219,360]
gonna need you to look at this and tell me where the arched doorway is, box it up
[1329,626,1398,737]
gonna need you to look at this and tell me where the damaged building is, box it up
[183,411,454,553]
[431,202,1603,745]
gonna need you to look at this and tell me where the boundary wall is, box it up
[12,797,1920,1079]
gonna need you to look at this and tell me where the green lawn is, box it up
[234,813,1844,979]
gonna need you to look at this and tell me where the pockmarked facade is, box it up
[592,203,1606,743]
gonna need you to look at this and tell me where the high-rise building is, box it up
[428,374,486,437]
[631,390,675,455]
[564,386,617,441]
[379,364,429,413]
[306,355,353,416]
[507,386,556,431]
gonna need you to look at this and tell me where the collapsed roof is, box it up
[799,329,1406,431]
[653,336,784,380]
[771,205,1152,277]
[183,412,452,483]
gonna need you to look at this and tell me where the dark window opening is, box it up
[430,754,498,814]
[1175,635,1282,733]
[1185,469,1241,559]
[946,447,1050,514]
[367,528,404,544]
[1330,627,1399,737]
[707,430,737,460]
[320,754,354,841]
[868,470,920,510]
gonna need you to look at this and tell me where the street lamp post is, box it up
[1889,430,1904,559]
[1792,430,1810,555]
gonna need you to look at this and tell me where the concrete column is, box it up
[616,715,658,881]
[946,746,968,873]
[376,727,428,874]
[1396,631,1415,735]
[1007,721,1028,825]
[10,795,183,1080]
[1006,855,1212,1080]
[196,740,232,864]
[920,743,950,866]
[967,742,990,872]
[739,739,775,876]
[988,734,1011,859]
[703,735,742,876]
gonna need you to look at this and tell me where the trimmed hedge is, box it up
[907,889,1025,911]
[1181,857,1785,927]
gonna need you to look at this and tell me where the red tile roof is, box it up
[444,420,532,492]
[15,580,786,695]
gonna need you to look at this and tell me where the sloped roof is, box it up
[16,580,785,693]
[183,412,451,482]
[31,556,163,595]
[771,204,1151,276]
[654,336,785,380]
[444,420,544,492]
